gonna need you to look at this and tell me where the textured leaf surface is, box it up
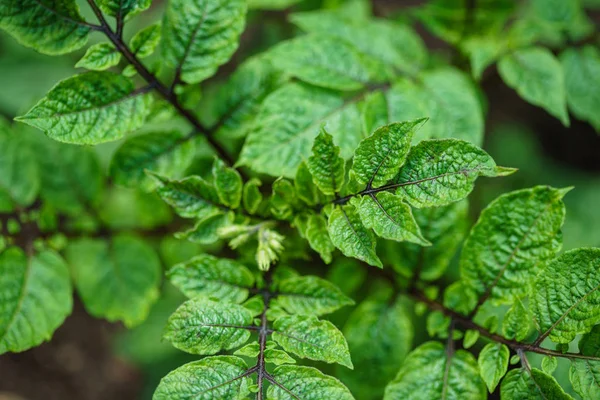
[175,212,231,245]
[75,43,120,71]
[272,315,352,368]
[499,47,569,126]
[0,248,72,354]
[98,0,150,18]
[460,186,566,306]
[307,128,345,196]
[16,72,152,144]
[532,248,600,343]
[267,365,354,400]
[163,298,252,355]
[0,0,89,55]
[212,158,242,209]
[243,178,262,214]
[569,325,600,399]
[295,161,319,206]
[151,173,222,219]
[478,343,509,393]
[328,204,382,268]
[305,214,335,264]
[500,368,572,399]
[277,275,353,316]
[384,341,485,400]
[167,254,254,303]
[130,22,161,58]
[153,356,251,400]
[161,0,247,84]
[502,298,531,341]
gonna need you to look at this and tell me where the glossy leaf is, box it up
[76,43,121,71]
[277,275,353,316]
[478,343,509,393]
[267,365,354,400]
[242,178,263,214]
[307,128,346,196]
[305,214,335,264]
[212,158,242,209]
[569,325,600,399]
[98,0,150,18]
[130,22,161,58]
[500,368,572,399]
[502,298,531,341]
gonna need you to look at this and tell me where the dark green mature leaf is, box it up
[532,248,600,344]
[67,235,161,327]
[277,275,353,316]
[175,212,231,245]
[110,131,195,191]
[393,139,512,208]
[501,368,572,399]
[161,0,247,84]
[16,72,153,144]
[98,0,150,19]
[384,341,485,399]
[0,0,90,55]
[569,325,600,399]
[502,298,531,341]
[305,214,335,264]
[0,248,72,354]
[267,365,355,400]
[167,254,254,303]
[130,23,161,59]
[328,204,382,268]
[478,343,509,392]
[352,120,426,187]
[307,128,345,196]
[460,186,567,306]
[153,356,252,400]
[561,45,600,131]
[498,47,569,126]
[76,43,120,71]
[273,315,353,368]
[212,158,242,209]
[163,298,253,355]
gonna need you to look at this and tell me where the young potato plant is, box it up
[1,0,600,399]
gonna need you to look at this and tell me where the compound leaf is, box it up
[500,368,572,399]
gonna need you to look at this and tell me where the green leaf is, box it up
[265,348,296,366]
[272,315,353,368]
[328,204,382,268]
[161,0,247,84]
[167,254,254,303]
[75,43,121,71]
[110,131,195,191]
[478,343,509,393]
[270,178,297,220]
[392,139,509,208]
[267,365,354,400]
[277,275,353,316]
[560,45,600,131]
[463,330,480,349]
[212,158,242,209]
[352,120,426,188]
[500,368,572,399]
[66,235,161,327]
[384,341,486,399]
[294,161,319,206]
[16,72,153,144]
[238,82,362,177]
[234,342,260,357]
[99,187,171,230]
[569,325,600,399]
[532,248,600,344]
[0,0,90,55]
[307,127,345,196]
[0,248,72,354]
[461,186,567,306]
[266,34,384,91]
[498,47,569,126]
[356,192,430,245]
[502,298,531,341]
[175,212,232,245]
[98,0,150,18]
[163,297,253,355]
[153,356,252,400]
[243,178,263,214]
[305,214,335,264]
[461,36,505,80]
[542,356,558,374]
[339,298,413,399]
[130,22,161,59]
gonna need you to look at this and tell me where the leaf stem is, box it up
[256,267,275,399]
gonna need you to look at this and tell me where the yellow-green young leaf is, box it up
[153,356,252,400]
[500,368,572,400]
[175,212,232,245]
[328,204,382,268]
[167,254,254,303]
[393,139,510,208]
[66,235,161,328]
[129,23,161,59]
[16,72,153,144]
[242,178,262,214]
[478,343,509,393]
[270,178,297,220]
[110,131,195,191]
[272,315,353,368]
[461,36,505,80]
[443,281,478,316]
[339,298,413,400]
[0,0,90,55]
[295,161,319,206]
[238,82,362,178]
[356,192,430,246]
[460,186,567,306]
[307,128,345,196]
[267,365,355,400]
[234,342,260,357]
[532,248,600,344]
[305,214,335,264]
[212,158,242,209]
[502,298,531,341]
[0,248,72,354]
[161,0,247,84]
[75,43,121,71]
[352,120,426,188]
[277,275,353,316]
[150,172,223,220]
[570,325,600,400]
[498,47,569,126]
[266,34,384,91]
[265,348,296,365]
[384,341,486,400]
[560,45,600,131]
[163,298,253,355]
[98,0,150,18]
[463,330,480,349]
[542,356,558,374]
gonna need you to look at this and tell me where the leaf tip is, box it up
[495,166,517,176]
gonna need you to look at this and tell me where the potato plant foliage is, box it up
[1,0,600,399]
